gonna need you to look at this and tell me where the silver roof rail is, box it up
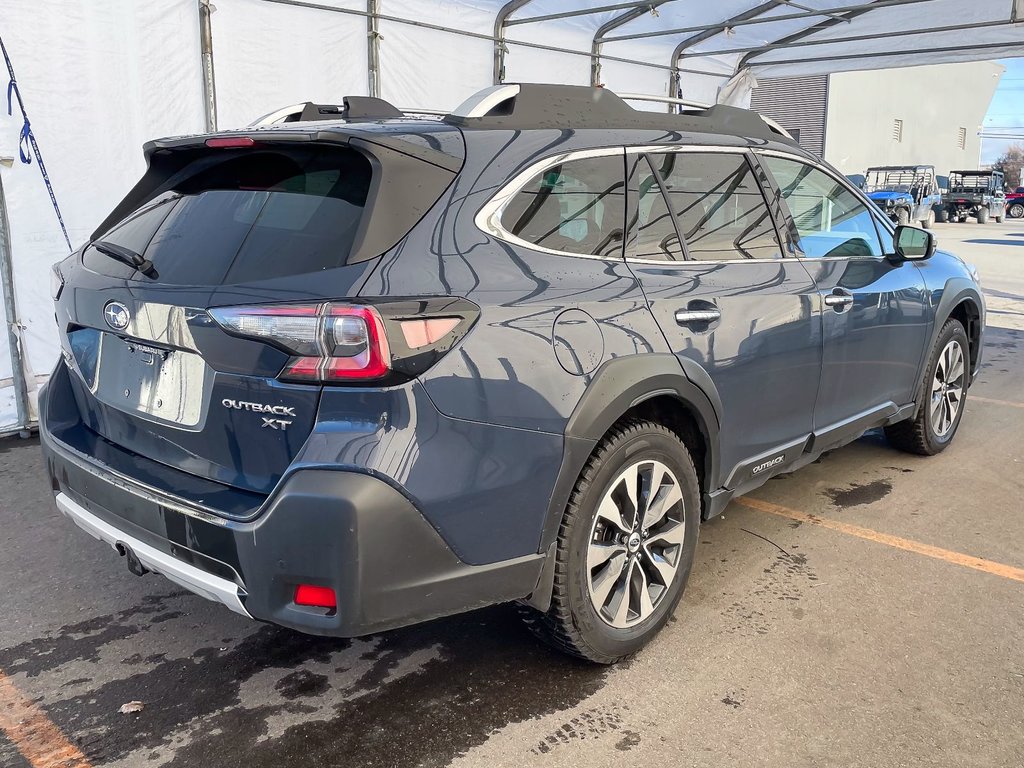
[618,92,794,141]
[249,103,307,126]
[450,84,521,119]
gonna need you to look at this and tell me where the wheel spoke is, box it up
[596,491,632,535]
[647,519,685,548]
[641,544,676,586]
[642,475,681,531]
[948,346,965,385]
[588,541,627,571]
[634,562,655,621]
[590,554,627,610]
[610,561,635,626]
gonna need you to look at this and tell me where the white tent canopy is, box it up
[0,0,1021,432]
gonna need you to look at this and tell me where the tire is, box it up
[977,207,989,224]
[884,319,969,456]
[896,208,910,226]
[936,208,949,223]
[521,419,700,664]
[1010,203,1024,219]
[921,209,935,229]
[995,213,1003,223]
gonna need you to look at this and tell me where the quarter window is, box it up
[500,155,625,258]
[762,156,884,259]
[648,152,781,261]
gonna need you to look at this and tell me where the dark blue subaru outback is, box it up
[41,85,984,663]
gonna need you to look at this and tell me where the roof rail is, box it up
[250,96,405,126]
[617,92,794,140]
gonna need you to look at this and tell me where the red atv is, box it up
[1007,187,1024,219]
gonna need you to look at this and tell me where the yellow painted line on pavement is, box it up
[0,670,92,768]
[735,496,1024,584]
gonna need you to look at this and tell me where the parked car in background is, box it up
[40,84,985,664]
[1005,186,1024,219]
[940,170,1005,223]
[864,165,941,228]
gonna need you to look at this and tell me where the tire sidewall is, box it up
[922,321,970,451]
[565,428,700,660]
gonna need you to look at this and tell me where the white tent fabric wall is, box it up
[211,0,368,129]
[0,0,207,432]
[0,0,1020,432]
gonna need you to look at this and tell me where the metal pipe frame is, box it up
[744,38,1024,68]
[508,1,656,26]
[685,16,1023,61]
[198,0,218,131]
[668,0,786,101]
[603,0,933,42]
[494,0,533,84]
[0,165,31,435]
[591,2,669,87]
[367,0,381,97]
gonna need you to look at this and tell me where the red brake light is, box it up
[205,136,256,148]
[209,303,391,383]
[294,584,337,609]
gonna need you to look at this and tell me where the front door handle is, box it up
[823,289,854,312]
[675,308,722,325]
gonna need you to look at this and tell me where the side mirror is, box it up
[894,225,936,261]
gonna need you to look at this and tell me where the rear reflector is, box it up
[294,584,337,609]
[205,136,256,148]
[400,317,461,349]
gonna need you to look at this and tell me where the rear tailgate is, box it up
[54,123,463,501]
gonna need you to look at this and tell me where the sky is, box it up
[980,57,1024,166]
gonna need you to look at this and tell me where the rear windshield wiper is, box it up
[91,241,158,279]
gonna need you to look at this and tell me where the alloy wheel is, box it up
[931,340,965,438]
[587,460,685,629]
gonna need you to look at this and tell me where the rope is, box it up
[1,35,72,251]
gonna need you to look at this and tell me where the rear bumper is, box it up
[54,492,250,616]
[41,384,545,637]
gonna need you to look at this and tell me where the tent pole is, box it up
[590,2,670,88]
[0,161,31,435]
[493,1,533,84]
[199,0,218,132]
[367,0,381,97]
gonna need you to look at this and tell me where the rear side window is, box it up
[633,156,685,261]
[499,155,625,258]
[84,147,372,285]
[649,152,780,261]
[762,156,883,259]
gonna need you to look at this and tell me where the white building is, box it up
[750,61,1005,179]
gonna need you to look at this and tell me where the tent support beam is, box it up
[367,0,381,97]
[668,1,785,102]
[198,0,217,131]
[591,2,669,87]
[687,17,1024,60]
[509,2,656,26]
[605,0,930,43]
[0,165,31,436]
[494,0,533,84]
[745,38,1024,68]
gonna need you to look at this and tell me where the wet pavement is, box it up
[1,222,1022,768]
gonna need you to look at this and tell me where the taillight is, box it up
[205,136,256,148]
[208,298,479,385]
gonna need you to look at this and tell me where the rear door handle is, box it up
[674,308,722,325]
[823,290,854,311]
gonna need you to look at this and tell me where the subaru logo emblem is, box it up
[103,301,131,331]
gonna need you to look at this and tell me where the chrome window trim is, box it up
[476,144,768,264]
[474,146,628,262]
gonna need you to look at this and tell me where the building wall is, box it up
[822,61,1005,178]
[750,74,829,157]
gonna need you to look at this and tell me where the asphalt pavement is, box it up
[0,220,1022,768]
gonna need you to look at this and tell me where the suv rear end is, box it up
[41,116,550,636]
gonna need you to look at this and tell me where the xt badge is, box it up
[222,398,295,430]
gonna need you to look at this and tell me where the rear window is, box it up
[84,147,372,285]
